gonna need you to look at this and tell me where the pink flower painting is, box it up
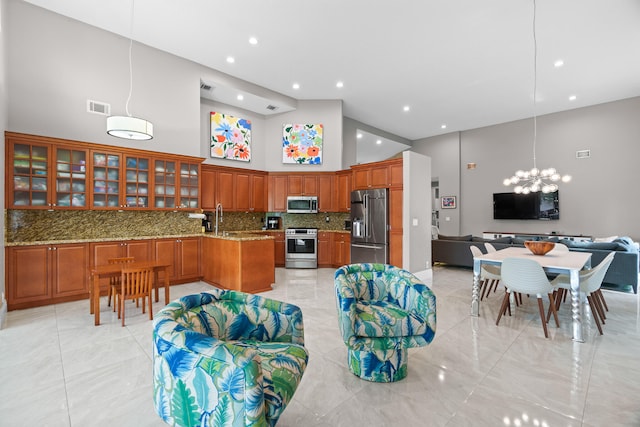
[211,112,251,162]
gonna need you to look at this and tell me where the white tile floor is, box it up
[1,266,639,426]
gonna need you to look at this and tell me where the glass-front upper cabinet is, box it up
[9,141,51,208]
[154,159,176,209]
[179,162,199,209]
[124,156,150,208]
[92,151,121,208]
[54,147,87,208]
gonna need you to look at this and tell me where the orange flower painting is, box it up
[282,124,323,164]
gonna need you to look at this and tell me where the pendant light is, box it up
[107,0,153,140]
[503,0,570,194]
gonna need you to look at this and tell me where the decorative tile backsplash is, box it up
[5,210,351,243]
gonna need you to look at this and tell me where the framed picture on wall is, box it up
[441,196,456,209]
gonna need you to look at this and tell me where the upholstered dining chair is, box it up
[470,246,501,301]
[549,252,615,335]
[107,256,135,308]
[153,290,308,427]
[114,266,153,326]
[497,257,560,339]
[334,263,436,382]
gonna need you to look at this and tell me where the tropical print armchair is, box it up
[334,263,436,382]
[153,290,309,427]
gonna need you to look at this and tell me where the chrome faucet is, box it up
[215,203,223,235]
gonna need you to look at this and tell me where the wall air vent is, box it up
[200,81,214,91]
[266,104,278,111]
[87,100,110,116]
[576,149,591,159]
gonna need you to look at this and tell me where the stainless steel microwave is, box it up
[286,196,318,214]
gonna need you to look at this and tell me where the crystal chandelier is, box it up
[503,0,570,194]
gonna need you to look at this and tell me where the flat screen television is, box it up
[493,191,559,220]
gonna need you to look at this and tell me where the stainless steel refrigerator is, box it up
[350,188,389,264]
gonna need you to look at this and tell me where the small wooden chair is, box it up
[107,257,135,309]
[115,266,153,327]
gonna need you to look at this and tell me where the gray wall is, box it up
[413,96,640,241]
[411,132,461,235]
[342,117,413,169]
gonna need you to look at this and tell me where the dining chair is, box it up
[482,243,503,296]
[549,252,614,335]
[497,257,560,339]
[470,245,501,301]
[107,257,135,309]
[115,266,153,327]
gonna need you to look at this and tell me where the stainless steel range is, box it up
[285,228,318,269]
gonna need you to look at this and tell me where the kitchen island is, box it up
[201,233,275,293]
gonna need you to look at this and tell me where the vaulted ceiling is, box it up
[24,0,640,141]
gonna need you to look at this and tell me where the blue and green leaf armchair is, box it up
[334,263,436,382]
[153,289,309,427]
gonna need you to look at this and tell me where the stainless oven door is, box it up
[285,235,317,268]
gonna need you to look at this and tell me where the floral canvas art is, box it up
[282,123,323,164]
[210,112,251,162]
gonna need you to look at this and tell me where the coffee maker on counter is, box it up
[202,213,213,232]
[266,216,280,230]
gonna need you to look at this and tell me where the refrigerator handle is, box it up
[363,193,369,238]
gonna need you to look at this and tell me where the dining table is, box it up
[472,246,592,342]
[89,260,171,326]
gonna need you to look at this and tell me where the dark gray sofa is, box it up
[432,235,639,294]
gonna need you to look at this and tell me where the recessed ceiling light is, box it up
[249,37,258,45]
[403,106,410,112]
[237,94,244,101]
[226,56,235,63]
[357,133,363,139]
[441,124,447,129]
[554,59,564,67]
[376,139,382,145]
[292,83,300,90]
[569,95,577,101]
[336,81,344,88]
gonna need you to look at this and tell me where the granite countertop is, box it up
[4,234,206,247]
[5,229,349,247]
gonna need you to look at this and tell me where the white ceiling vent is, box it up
[87,100,110,116]
[266,104,278,111]
[576,149,591,159]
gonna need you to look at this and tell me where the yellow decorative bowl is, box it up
[524,240,555,256]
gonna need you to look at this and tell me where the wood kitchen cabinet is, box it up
[334,170,352,212]
[6,243,90,310]
[317,231,332,267]
[152,159,200,210]
[235,170,267,212]
[317,174,334,212]
[202,235,274,293]
[153,237,201,284]
[6,134,89,209]
[268,174,288,212]
[6,132,204,212]
[89,240,153,290]
[287,174,318,196]
[201,165,267,212]
[332,232,351,267]
[351,158,402,190]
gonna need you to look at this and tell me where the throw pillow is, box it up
[594,235,618,243]
[438,234,473,241]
